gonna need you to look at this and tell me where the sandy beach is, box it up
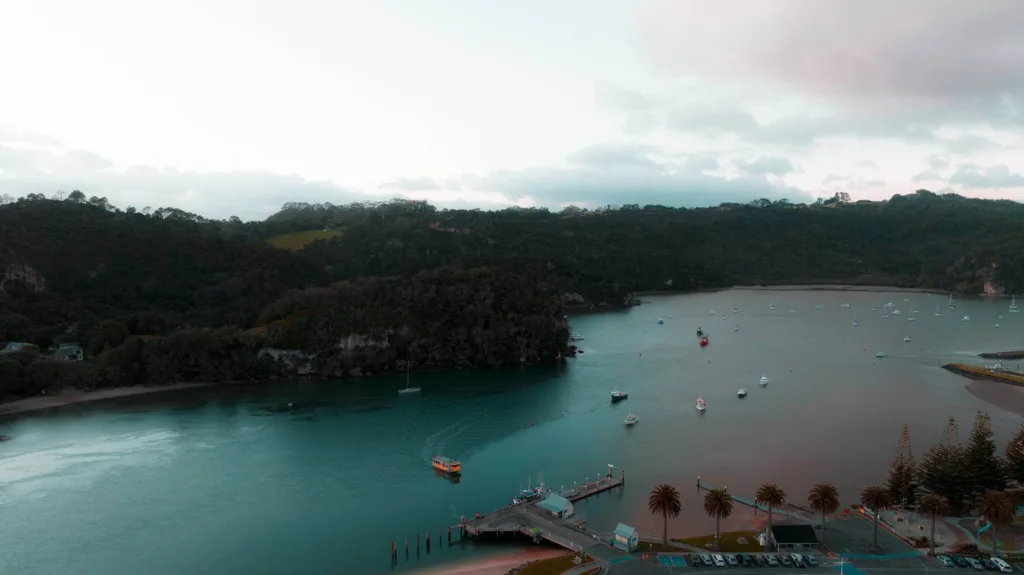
[409,549,570,575]
[0,382,214,415]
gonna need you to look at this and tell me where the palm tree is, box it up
[755,483,787,550]
[978,490,1014,557]
[860,485,891,551]
[807,484,840,548]
[648,484,682,545]
[918,493,950,556]
[704,488,734,552]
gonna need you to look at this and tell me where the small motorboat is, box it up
[989,361,1012,372]
[657,318,664,325]
[870,306,879,311]
[733,324,740,331]
[875,352,888,358]
[908,317,917,322]
[695,397,706,412]
[624,413,639,426]
[935,306,944,317]
[737,388,748,398]
[841,303,852,308]
[902,336,913,343]
[569,332,584,341]
[759,375,769,386]
[732,307,740,313]
[892,309,902,316]
[962,315,971,322]
[696,327,704,337]
[699,335,709,347]
[709,310,715,316]
[995,323,1001,328]
[769,304,777,310]
[814,304,824,310]
[610,389,628,402]
[881,313,890,318]
[788,308,797,314]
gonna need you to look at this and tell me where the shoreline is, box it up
[633,283,964,299]
[412,549,570,575]
[0,382,217,416]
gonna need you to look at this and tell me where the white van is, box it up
[712,554,726,567]
[990,557,1013,573]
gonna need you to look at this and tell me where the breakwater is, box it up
[942,363,1024,386]
[978,350,1024,360]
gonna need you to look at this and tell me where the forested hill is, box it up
[1,189,1022,402]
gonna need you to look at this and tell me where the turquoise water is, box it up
[2,290,1023,575]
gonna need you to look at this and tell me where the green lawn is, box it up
[674,531,763,553]
[266,228,343,250]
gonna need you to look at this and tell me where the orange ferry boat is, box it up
[432,455,462,475]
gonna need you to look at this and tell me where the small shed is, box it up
[612,523,639,553]
[537,494,574,519]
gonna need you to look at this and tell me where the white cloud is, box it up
[1,0,1023,218]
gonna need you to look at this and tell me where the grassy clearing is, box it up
[674,531,763,553]
[638,541,680,552]
[266,228,343,250]
[979,534,1021,551]
[518,554,593,575]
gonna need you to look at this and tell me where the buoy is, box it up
[530,422,534,426]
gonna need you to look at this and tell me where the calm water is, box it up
[2,290,1023,575]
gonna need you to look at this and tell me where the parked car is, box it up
[753,555,766,567]
[701,554,714,567]
[781,556,794,567]
[726,555,739,567]
[935,555,954,567]
[805,555,818,567]
[765,555,779,567]
[951,556,969,568]
[981,558,997,570]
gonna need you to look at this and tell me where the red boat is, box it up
[699,335,709,347]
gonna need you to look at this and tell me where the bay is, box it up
[1,289,1022,575]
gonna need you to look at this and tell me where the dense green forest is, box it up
[1,189,1022,402]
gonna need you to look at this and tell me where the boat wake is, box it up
[419,411,489,464]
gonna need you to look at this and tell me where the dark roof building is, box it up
[770,524,819,549]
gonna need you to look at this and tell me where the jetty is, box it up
[696,476,802,518]
[943,363,1024,386]
[459,467,627,561]
[979,350,1024,360]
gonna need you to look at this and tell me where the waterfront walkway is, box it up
[696,477,803,518]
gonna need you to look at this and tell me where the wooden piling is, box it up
[417,532,420,553]
[391,540,397,558]
[448,525,452,545]
[426,531,431,552]
[405,538,409,555]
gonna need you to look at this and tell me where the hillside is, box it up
[1,190,1023,402]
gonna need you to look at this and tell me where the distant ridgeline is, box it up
[0,189,1022,401]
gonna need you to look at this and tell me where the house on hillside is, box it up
[49,343,84,361]
[1,342,40,354]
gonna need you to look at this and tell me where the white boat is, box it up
[624,413,639,426]
[903,298,909,302]
[935,306,943,317]
[610,389,628,402]
[733,324,740,331]
[709,310,715,315]
[769,303,777,310]
[788,308,797,314]
[852,315,859,326]
[988,361,1012,372]
[668,314,673,318]
[908,317,917,322]
[870,306,879,311]
[841,303,852,308]
[998,314,1005,319]
[962,315,971,321]
[892,309,902,316]
[569,332,584,341]
[737,388,748,398]
[911,310,919,315]
[398,364,421,395]
[881,313,890,319]
[1011,295,1020,313]
[759,375,769,386]
[695,397,706,412]
[814,304,824,310]
[902,336,913,343]
[876,352,888,358]
[995,323,1001,328]
[947,293,956,308]
[732,307,740,314]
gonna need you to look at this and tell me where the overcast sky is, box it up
[2,0,1023,220]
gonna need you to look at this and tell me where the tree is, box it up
[807,484,840,547]
[919,416,968,512]
[978,491,1014,557]
[67,190,86,203]
[703,488,734,551]
[887,423,919,507]
[918,493,950,556]
[755,483,787,550]
[965,411,1006,498]
[1004,423,1024,486]
[648,484,682,545]
[860,485,891,551]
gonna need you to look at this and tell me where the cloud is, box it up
[948,163,1024,189]
[845,177,887,190]
[566,143,662,170]
[928,155,951,170]
[0,127,63,147]
[635,1,1024,108]
[735,156,795,177]
[822,174,847,184]
[911,169,943,182]
[0,145,114,175]
[379,176,442,191]
[944,134,1003,154]
[857,161,877,169]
